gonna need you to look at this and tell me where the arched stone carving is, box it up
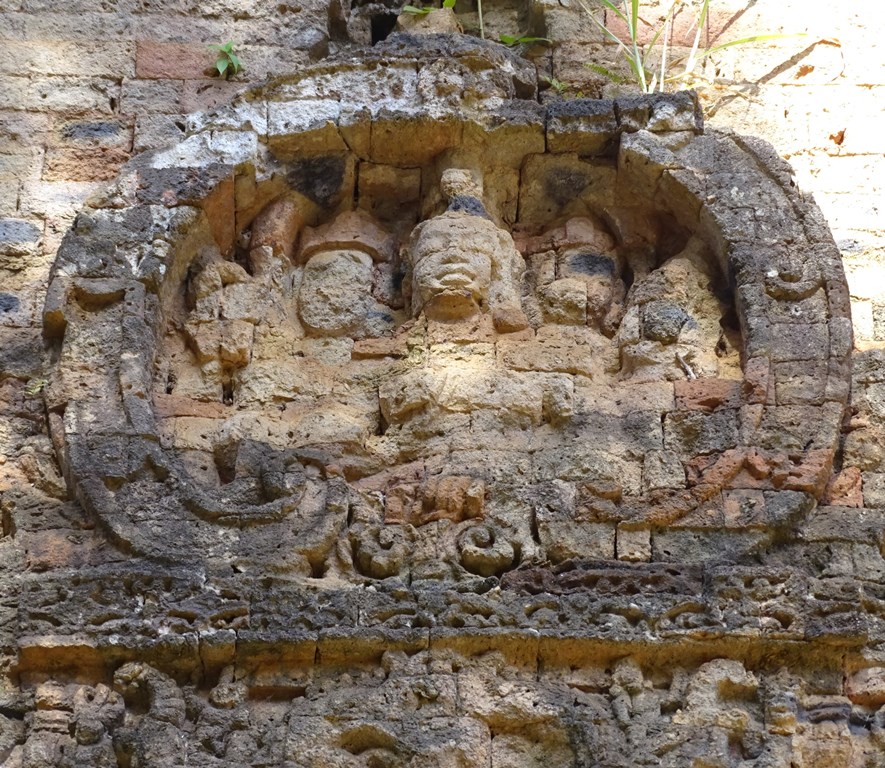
[43,35,851,579]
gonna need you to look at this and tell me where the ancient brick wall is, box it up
[1,1,882,344]
[2,1,885,766]
[547,1,885,348]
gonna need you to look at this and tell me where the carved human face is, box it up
[298,249,375,336]
[409,214,499,320]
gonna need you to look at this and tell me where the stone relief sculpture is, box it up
[11,652,885,767]
[153,161,747,580]
[39,44,850,577]
[6,30,877,768]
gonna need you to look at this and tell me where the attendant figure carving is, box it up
[155,165,742,576]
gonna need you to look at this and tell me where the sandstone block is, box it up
[745,404,843,454]
[219,319,254,366]
[422,475,484,525]
[861,473,885,507]
[0,40,135,77]
[0,218,41,269]
[769,322,830,363]
[163,416,220,452]
[132,113,186,152]
[823,467,863,507]
[643,450,685,492]
[181,78,247,114]
[538,519,615,563]
[267,98,342,155]
[616,525,651,562]
[356,163,421,221]
[540,277,587,325]
[846,667,885,706]
[121,78,184,116]
[800,506,885,544]
[220,281,266,324]
[773,360,828,405]
[674,378,742,412]
[723,489,767,527]
[43,147,130,183]
[664,408,740,456]
[136,41,213,80]
[518,154,617,228]
[546,98,617,155]
[0,75,119,114]
[654,529,769,564]
[843,427,885,472]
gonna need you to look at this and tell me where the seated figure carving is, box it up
[618,236,740,382]
[156,166,742,577]
[297,210,400,339]
[520,216,626,336]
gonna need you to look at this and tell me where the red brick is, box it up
[743,357,771,404]
[674,378,742,411]
[778,449,834,496]
[823,466,863,507]
[136,41,214,80]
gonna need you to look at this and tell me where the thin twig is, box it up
[659,3,672,92]
[676,352,697,380]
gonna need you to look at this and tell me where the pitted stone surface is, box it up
[3,31,877,768]
[41,39,849,581]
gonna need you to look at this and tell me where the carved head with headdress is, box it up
[404,169,529,332]
[295,210,399,338]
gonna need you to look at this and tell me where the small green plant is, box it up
[500,33,551,46]
[209,41,243,80]
[402,0,454,14]
[401,0,488,39]
[24,378,46,397]
[540,75,589,99]
[541,75,569,94]
[579,0,803,93]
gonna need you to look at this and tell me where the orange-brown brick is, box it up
[136,42,214,80]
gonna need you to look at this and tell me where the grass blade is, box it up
[501,34,551,45]
[684,0,707,76]
[697,0,709,32]
[646,0,680,49]
[624,0,647,91]
[701,32,809,58]
[658,1,672,92]
[585,62,628,83]
[597,0,628,24]
[579,0,634,55]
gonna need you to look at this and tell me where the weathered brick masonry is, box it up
[1,0,885,765]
